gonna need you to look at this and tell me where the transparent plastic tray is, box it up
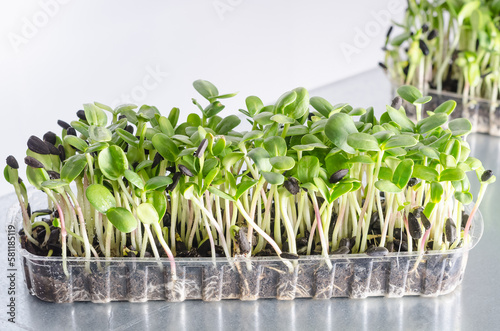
[9,192,484,303]
[390,80,497,135]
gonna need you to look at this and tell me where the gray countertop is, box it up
[1,69,499,331]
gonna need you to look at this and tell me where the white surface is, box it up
[0,0,405,196]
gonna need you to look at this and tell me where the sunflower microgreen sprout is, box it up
[6,79,493,279]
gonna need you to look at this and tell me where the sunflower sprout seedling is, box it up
[6,80,493,283]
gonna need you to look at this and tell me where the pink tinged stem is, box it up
[310,195,333,269]
[463,184,486,244]
[307,219,317,255]
[463,204,479,244]
[310,195,328,252]
[152,222,177,280]
[420,229,431,252]
[17,195,39,246]
[312,202,328,252]
[403,214,410,238]
[410,228,431,273]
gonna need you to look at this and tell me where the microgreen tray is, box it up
[11,195,484,303]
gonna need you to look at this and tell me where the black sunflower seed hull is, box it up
[125,125,134,134]
[419,39,429,55]
[57,120,71,130]
[427,29,438,40]
[412,206,424,218]
[332,246,350,255]
[329,169,348,184]
[47,171,61,180]
[43,131,57,145]
[366,246,388,256]
[407,177,420,187]
[152,152,163,169]
[194,139,208,158]
[24,156,45,169]
[461,212,470,229]
[237,228,251,254]
[179,165,193,177]
[391,96,402,109]
[378,62,388,70]
[166,172,181,191]
[76,110,87,121]
[481,170,493,182]
[58,145,66,162]
[339,237,352,250]
[28,136,50,155]
[66,127,77,136]
[386,25,393,38]
[284,177,300,195]
[6,155,19,169]
[445,218,457,243]
[408,212,423,239]
[421,213,431,230]
[45,142,60,156]
[393,239,408,252]
[32,209,52,215]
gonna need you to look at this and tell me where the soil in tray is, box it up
[19,207,467,301]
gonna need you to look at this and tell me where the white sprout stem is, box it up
[273,186,282,247]
[15,184,38,246]
[247,177,266,243]
[379,193,395,248]
[235,200,282,255]
[44,189,68,276]
[191,197,232,264]
[293,191,305,237]
[279,195,297,254]
[331,195,347,250]
[170,190,179,255]
[65,190,91,272]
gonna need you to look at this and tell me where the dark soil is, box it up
[20,207,468,302]
[22,248,468,302]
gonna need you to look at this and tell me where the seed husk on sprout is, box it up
[43,131,57,145]
[76,110,86,121]
[329,169,349,184]
[6,155,19,169]
[27,136,50,155]
[481,170,493,182]
[57,120,71,130]
[66,127,77,136]
[24,156,45,168]
[391,96,402,109]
